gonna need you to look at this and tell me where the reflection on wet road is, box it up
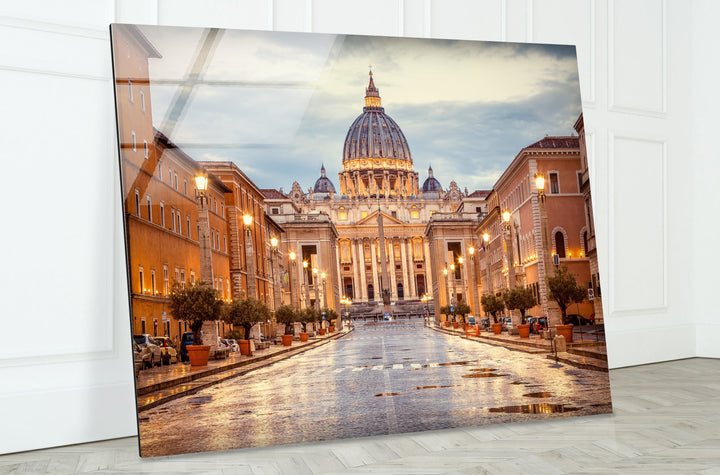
[139,321,612,456]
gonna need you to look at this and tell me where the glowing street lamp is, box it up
[468,246,480,317]
[321,271,327,309]
[269,236,280,311]
[313,267,320,311]
[195,173,213,285]
[302,260,310,309]
[288,251,297,308]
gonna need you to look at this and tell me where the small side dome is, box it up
[422,165,442,193]
[313,164,336,193]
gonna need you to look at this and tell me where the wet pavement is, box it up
[138,320,612,457]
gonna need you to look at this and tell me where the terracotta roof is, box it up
[467,190,491,198]
[261,189,287,199]
[526,136,579,149]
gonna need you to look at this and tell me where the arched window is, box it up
[397,283,404,300]
[555,231,566,258]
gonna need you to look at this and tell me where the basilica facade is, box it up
[267,72,488,314]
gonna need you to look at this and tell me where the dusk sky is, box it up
[140,26,583,193]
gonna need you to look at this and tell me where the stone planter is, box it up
[329,326,335,333]
[518,324,531,338]
[452,321,458,329]
[444,321,450,327]
[187,345,210,366]
[491,323,503,335]
[238,340,252,355]
[299,332,309,342]
[556,324,574,343]
[281,334,293,346]
[319,328,326,336]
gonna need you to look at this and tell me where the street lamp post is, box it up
[443,267,450,309]
[194,174,214,284]
[243,213,256,299]
[313,267,320,311]
[321,271,327,309]
[302,260,310,309]
[289,251,298,308]
[535,173,560,326]
[270,237,280,311]
[458,256,466,305]
[450,263,456,306]
[469,246,480,318]
[502,210,517,291]
[483,232,492,295]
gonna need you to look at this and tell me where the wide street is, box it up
[139,320,612,456]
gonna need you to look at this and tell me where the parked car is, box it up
[500,317,513,331]
[154,336,177,365]
[226,339,240,352]
[218,337,231,350]
[133,334,162,367]
[565,314,591,326]
[479,317,490,329]
[533,316,549,333]
[133,343,150,375]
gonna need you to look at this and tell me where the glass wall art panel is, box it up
[111,24,611,457]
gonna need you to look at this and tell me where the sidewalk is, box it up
[136,328,352,412]
[430,324,608,372]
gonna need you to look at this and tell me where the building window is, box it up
[131,131,137,152]
[555,231,566,258]
[221,203,224,216]
[128,79,133,102]
[224,235,227,252]
[176,210,182,235]
[143,140,148,159]
[141,319,146,334]
[135,189,140,217]
[410,210,419,219]
[549,172,560,194]
[216,232,220,249]
[227,279,230,299]
[138,266,144,293]
[577,171,583,193]
[338,211,347,220]
[184,179,187,196]
[171,209,176,232]
[151,269,156,295]
[140,89,145,113]
[186,216,191,238]
[174,173,178,190]
[211,229,215,249]
[146,196,152,222]
[190,271,195,285]
[180,269,185,287]
[391,211,397,218]
[160,202,165,227]
[163,265,169,295]
[158,161,162,180]
[364,243,371,261]
[361,211,367,219]
[367,284,374,300]
[272,208,279,214]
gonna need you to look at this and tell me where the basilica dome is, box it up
[342,71,412,164]
[313,164,336,193]
[422,165,442,193]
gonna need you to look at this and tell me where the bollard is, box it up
[553,334,567,353]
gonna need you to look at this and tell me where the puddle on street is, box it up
[524,392,553,398]
[187,396,212,404]
[413,385,457,390]
[374,392,402,397]
[511,381,524,385]
[462,372,505,378]
[369,357,383,360]
[468,368,497,373]
[489,403,581,414]
[438,360,474,366]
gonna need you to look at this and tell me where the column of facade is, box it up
[350,239,360,300]
[388,238,398,298]
[335,242,342,305]
[399,237,410,299]
[370,241,380,301]
[406,239,416,298]
[423,239,433,295]
[358,240,368,301]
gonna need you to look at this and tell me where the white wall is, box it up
[0,0,715,454]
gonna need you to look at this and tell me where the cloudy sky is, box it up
[139,26,582,193]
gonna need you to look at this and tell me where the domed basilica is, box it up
[267,71,488,313]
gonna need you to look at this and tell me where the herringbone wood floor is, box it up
[1,358,719,474]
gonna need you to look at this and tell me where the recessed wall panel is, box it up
[158,0,272,30]
[611,136,665,312]
[609,0,664,114]
[312,0,401,35]
[430,0,503,41]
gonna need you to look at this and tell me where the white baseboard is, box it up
[607,325,696,369]
[695,324,720,358]
[0,383,137,455]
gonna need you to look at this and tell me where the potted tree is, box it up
[224,297,270,355]
[169,282,223,366]
[323,308,339,332]
[455,302,471,333]
[503,287,537,338]
[547,265,586,343]
[275,305,297,346]
[481,294,506,334]
[440,305,451,327]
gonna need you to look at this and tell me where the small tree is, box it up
[169,281,224,346]
[481,294,506,323]
[455,302,471,323]
[224,297,270,340]
[275,305,297,335]
[547,265,586,324]
[503,287,537,324]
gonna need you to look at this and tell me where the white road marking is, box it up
[372,366,384,370]
[392,364,403,369]
[411,364,422,369]
[352,367,365,372]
